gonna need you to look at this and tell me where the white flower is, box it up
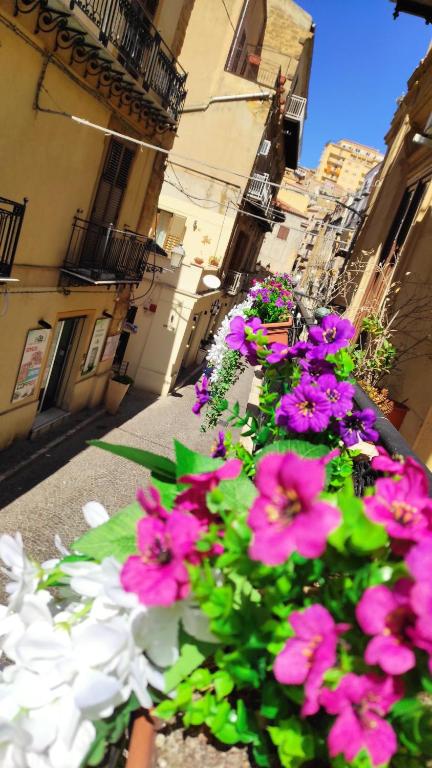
[0,534,40,611]
[82,502,109,529]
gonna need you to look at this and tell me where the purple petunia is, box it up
[192,375,210,415]
[211,430,226,458]
[316,373,355,419]
[225,315,266,363]
[275,382,331,433]
[274,604,349,716]
[338,408,379,446]
[267,342,290,364]
[247,452,340,565]
[308,314,355,358]
[320,674,402,767]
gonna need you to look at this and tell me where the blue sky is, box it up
[300,0,431,168]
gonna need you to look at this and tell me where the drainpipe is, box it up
[183,91,272,113]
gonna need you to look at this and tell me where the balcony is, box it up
[62,216,159,284]
[13,0,187,128]
[225,44,282,89]
[224,270,248,296]
[283,94,307,170]
[0,196,27,281]
[392,0,432,22]
[246,172,273,213]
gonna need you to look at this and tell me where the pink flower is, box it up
[176,459,242,524]
[356,581,418,674]
[406,540,432,667]
[247,452,340,565]
[371,446,404,474]
[120,510,202,606]
[274,604,348,716]
[136,486,169,520]
[364,459,432,542]
[320,674,402,767]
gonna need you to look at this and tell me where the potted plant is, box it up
[209,256,220,267]
[245,274,294,344]
[105,373,134,415]
[193,257,204,266]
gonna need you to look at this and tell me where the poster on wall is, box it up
[102,334,121,362]
[82,318,110,375]
[12,328,51,402]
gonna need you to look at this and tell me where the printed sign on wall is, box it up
[12,328,51,402]
[82,318,110,374]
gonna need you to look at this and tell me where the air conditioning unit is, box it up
[259,139,271,156]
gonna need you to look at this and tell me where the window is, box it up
[378,180,427,266]
[155,210,187,254]
[277,226,289,240]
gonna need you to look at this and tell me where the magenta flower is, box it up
[288,340,312,359]
[364,459,432,542]
[406,540,432,665]
[338,408,379,446]
[192,375,210,415]
[136,486,168,520]
[121,510,202,606]
[371,446,404,474]
[356,580,418,674]
[225,316,266,362]
[317,373,355,418]
[176,459,242,523]
[275,382,331,433]
[211,431,226,458]
[274,604,348,716]
[267,342,290,364]
[299,356,335,378]
[308,314,355,357]
[320,674,402,767]
[247,452,340,564]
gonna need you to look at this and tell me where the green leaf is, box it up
[216,473,257,515]
[268,717,314,767]
[329,487,387,555]
[256,439,331,461]
[213,670,234,701]
[164,632,217,692]
[151,477,179,510]
[174,440,223,479]
[88,440,176,481]
[71,502,142,562]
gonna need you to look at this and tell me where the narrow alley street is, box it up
[0,368,254,565]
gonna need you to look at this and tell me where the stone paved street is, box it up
[0,367,254,565]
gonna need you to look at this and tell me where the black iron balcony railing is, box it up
[63,216,154,283]
[70,0,187,120]
[0,196,27,278]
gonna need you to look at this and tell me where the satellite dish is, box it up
[203,274,221,290]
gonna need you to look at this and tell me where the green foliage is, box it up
[88,440,176,482]
[174,440,223,478]
[201,349,245,431]
[71,502,142,562]
[84,695,140,766]
[328,483,388,555]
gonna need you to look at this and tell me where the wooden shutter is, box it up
[91,139,135,225]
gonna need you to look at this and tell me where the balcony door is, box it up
[83,139,136,273]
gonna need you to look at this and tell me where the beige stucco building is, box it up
[124,0,315,395]
[0,0,194,449]
[316,139,384,193]
[345,44,432,468]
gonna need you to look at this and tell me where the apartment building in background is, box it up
[344,44,432,468]
[315,139,384,192]
[0,0,194,449]
[124,0,315,395]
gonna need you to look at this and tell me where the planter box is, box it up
[262,318,293,345]
[388,401,409,430]
[105,378,131,415]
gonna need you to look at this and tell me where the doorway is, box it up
[38,318,81,412]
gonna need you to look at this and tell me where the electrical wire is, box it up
[220,0,236,31]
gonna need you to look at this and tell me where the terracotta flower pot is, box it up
[262,318,293,345]
[105,378,131,415]
[388,401,409,430]
[125,714,155,768]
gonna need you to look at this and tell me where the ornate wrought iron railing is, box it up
[63,216,152,283]
[69,0,187,120]
[224,269,248,296]
[0,196,27,278]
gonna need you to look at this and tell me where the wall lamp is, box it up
[145,244,187,275]
[38,319,52,330]
[103,310,113,318]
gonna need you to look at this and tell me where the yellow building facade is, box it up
[316,139,383,193]
[124,0,315,396]
[0,0,193,449]
[345,45,432,468]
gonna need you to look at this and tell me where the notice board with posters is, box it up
[102,334,121,362]
[12,328,51,402]
[82,318,110,374]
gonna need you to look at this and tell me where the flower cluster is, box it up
[247,273,294,324]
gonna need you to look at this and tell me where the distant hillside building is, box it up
[316,140,384,193]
